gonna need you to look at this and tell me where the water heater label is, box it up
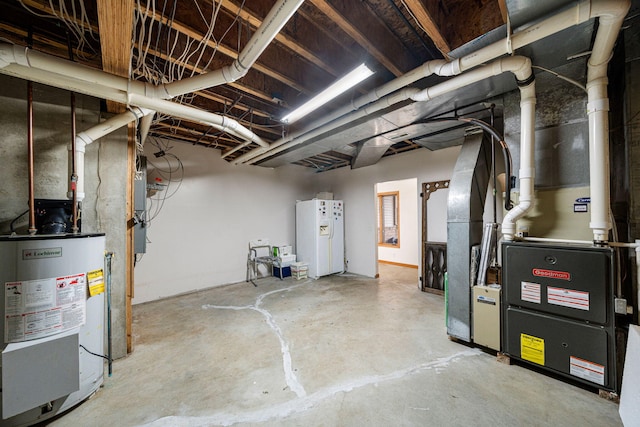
[22,247,62,260]
[532,268,571,281]
[570,356,604,385]
[4,273,87,343]
[547,286,589,311]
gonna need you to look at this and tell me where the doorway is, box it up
[375,178,419,278]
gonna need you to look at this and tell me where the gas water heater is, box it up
[0,234,105,426]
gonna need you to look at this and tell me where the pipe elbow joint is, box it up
[590,0,631,21]
[432,59,460,76]
[410,89,430,102]
[224,62,246,84]
[0,44,28,68]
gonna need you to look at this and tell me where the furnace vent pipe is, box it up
[70,106,154,201]
[585,0,630,243]
[501,80,536,241]
[160,0,305,98]
[235,0,630,166]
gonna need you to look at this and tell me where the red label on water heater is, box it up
[532,268,571,281]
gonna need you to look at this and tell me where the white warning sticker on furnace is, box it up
[548,286,589,311]
[521,282,541,304]
[570,356,605,386]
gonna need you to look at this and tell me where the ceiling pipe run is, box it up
[0,0,304,147]
[245,56,533,166]
[235,0,631,166]
[0,57,267,147]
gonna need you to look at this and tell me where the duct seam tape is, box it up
[587,99,610,113]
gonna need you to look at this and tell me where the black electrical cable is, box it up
[80,344,111,362]
[420,116,515,211]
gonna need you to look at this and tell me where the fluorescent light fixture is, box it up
[281,63,374,124]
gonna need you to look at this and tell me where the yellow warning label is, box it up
[521,333,545,366]
[87,269,105,297]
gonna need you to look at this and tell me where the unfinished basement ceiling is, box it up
[0,0,612,171]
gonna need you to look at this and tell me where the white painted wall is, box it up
[313,146,461,278]
[133,142,315,304]
[376,178,418,266]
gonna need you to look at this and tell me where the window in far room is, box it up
[378,191,399,247]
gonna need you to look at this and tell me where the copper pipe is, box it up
[70,91,79,233]
[27,81,37,235]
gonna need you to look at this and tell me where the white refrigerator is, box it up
[296,199,345,278]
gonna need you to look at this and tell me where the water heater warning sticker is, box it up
[4,273,87,343]
[570,356,604,386]
[521,333,545,366]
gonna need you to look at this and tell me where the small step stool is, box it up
[291,262,309,280]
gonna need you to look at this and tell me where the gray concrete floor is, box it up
[50,264,622,426]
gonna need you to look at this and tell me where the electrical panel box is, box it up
[134,156,147,254]
[472,285,501,350]
[502,242,616,391]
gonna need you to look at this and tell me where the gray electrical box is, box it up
[502,242,616,391]
[134,156,147,254]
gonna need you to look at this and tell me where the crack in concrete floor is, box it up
[153,279,484,426]
[140,349,481,426]
[201,280,312,399]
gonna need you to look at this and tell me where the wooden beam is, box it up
[20,1,288,113]
[139,5,311,96]
[217,0,340,77]
[308,0,418,77]
[97,0,134,113]
[498,0,509,24]
[0,23,98,68]
[126,123,135,353]
[138,44,275,105]
[401,0,451,56]
[149,128,239,150]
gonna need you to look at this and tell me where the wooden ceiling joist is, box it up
[218,0,340,77]
[138,5,312,96]
[400,0,451,57]
[308,0,419,77]
[97,0,134,113]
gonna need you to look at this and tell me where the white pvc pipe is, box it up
[128,93,268,147]
[161,0,305,98]
[234,59,460,164]
[0,51,266,148]
[243,57,532,165]
[502,81,536,241]
[237,86,422,164]
[235,0,630,166]
[1,63,128,103]
[70,107,154,201]
[585,0,630,242]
